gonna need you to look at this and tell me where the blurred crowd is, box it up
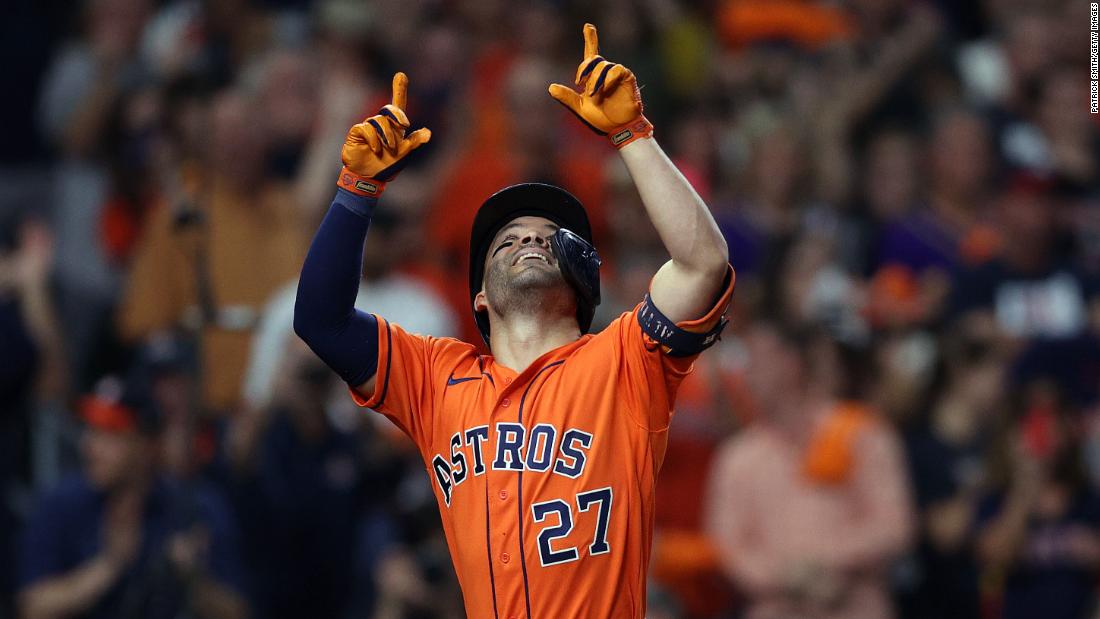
[1,0,1098,617]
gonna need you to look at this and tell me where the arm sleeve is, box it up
[293,190,380,387]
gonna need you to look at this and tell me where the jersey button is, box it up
[499,489,508,500]
[501,398,511,408]
[500,552,510,564]
[504,377,513,385]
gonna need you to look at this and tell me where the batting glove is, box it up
[338,72,432,198]
[549,23,654,149]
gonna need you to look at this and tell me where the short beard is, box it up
[484,258,575,321]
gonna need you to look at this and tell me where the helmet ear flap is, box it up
[550,228,601,332]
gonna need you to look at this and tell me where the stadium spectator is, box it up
[975,383,1100,619]
[226,337,381,619]
[951,178,1099,342]
[7,0,1100,616]
[38,0,153,393]
[0,213,65,616]
[720,119,817,280]
[227,197,459,617]
[877,109,996,277]
[706,323,913,619]
[117,87,310,415]
[902,337,1005,618]
[17,378,247,619]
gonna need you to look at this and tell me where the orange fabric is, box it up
[99,196,145,264]
[802,402,874,485]
[959,224,1001,266]
[348,274,734,618]
[866,263,924,328]
[79,396,136,433]
[469,43,519,149]
[118,179,308,412]
[650,528,734,617]
[871,264,919,304]
[675,266,735,333]
[651,530,720,573]
[718,0,853,50]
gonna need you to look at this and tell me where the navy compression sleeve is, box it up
[293,189,379,386]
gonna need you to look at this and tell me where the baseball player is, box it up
[294,24,733,618]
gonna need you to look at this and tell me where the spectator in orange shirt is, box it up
[706,323,914,619]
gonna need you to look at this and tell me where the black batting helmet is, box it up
[469,183,601,347]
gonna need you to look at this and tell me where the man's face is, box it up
[479,216,570,315]
[743,326,803,417]
[81,428,146,490]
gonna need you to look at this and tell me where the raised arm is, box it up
[293,73,431,398]
[619,139,729,321]
[549,24,728,323]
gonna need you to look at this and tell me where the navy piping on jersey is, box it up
[476,358,497,386]
[517,360,565,619]
[375,321,394,408]
[485,485,500,619]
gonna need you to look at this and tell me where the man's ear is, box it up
[474,290,488,313]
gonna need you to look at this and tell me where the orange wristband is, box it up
[337,167,386,198]
[608,115,654,149]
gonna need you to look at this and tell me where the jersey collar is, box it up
[482,334,595,386]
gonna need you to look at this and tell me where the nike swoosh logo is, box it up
[446,375,481,386]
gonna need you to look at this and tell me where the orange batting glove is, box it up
[338,72,432,198]
[548,23,654,149]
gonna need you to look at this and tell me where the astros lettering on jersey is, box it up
[350,273,734,618]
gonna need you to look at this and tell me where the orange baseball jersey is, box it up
[350,270,734,618]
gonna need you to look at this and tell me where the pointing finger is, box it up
[392,72,408,110]
[583,23,599,59]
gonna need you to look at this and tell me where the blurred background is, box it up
[1,0,1098,617]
